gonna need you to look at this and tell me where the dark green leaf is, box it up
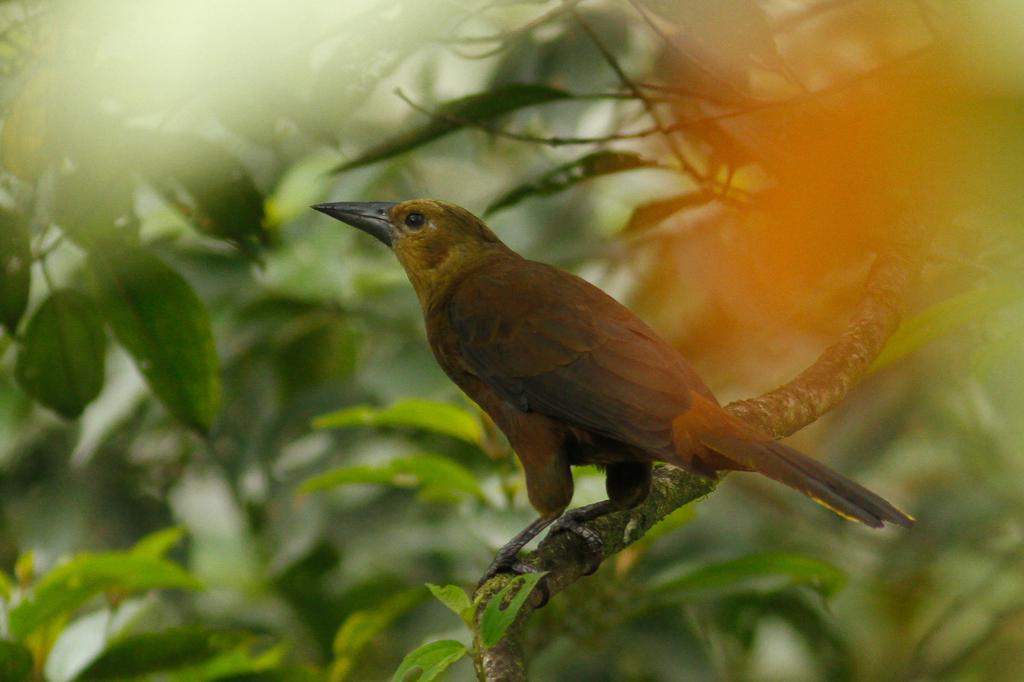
[10,553,202,638]
[77,628,248,681]
[486,151,662,215]
[332,589,426,682]
[622,191,716,234]
[336,84,572,172]
[15,290,106,418]
[88,245,221,432]
[0,208,31,332]
[212,667,324,682]
[426,584,473,625]
[142,133,268,256]
[479,573,546,647]
[299,454,485,501]
[52,161,137,248]
[313,400,481,444]
[390,640,467,682]
[653,553,846,599]
[0,641,32,682]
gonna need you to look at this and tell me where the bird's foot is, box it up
[547,502,615,576]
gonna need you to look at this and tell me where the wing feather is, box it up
[450,258,710,456]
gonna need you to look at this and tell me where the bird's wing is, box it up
[449,258,714,456]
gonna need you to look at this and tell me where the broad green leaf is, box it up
[15,290,107,418]
[142,133,268,257]
[390,640,466,682]
[426,584,473,625]
[870,285,1024,373]
[265,151,341,227]
[77,627,248,681]
[486,151,662,215]
[0,208,31,332]
[622,191,715,235]
[313,400,481,445]
[131,527,186,559]
[479,573,546,648]
[88,245,221,432]
[653,553,846,599]
[332,589,426,682]
[0,641,32,682]
[336,84,572,172]
[52,161,136,248]
[299,454,485,501]
[10,553,202,638]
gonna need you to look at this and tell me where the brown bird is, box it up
[313,199,914,583]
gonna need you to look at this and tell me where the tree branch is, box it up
[471,226,928,682]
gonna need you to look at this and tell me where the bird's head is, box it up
[312,199,512,303]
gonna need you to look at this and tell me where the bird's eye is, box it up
[404,212,426,229]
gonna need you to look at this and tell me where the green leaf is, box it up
[479,573,546,648]
[0,569,12,600]
[390,640,466,682]
[142,133,268,257]
[15,290,107,418]
[313,400,481,444]
[0,641,32,682]
[485,151,662,215]
[265,151,341,227]
[0,208,32,332]
[10,552,203,638]
[336,84,572,172]
[76,627,248,681]
[52,160,137,248]
[870,285,1024,373]
[426,584,473,625]
[653,553,846,599]
[622,191,716,235]
[299,454,485,501]
[131,527,186,559]
[629,503,697,554]
[88,245,221,432]
[212,667,324,682]
[332,589,426,682]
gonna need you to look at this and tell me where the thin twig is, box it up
[394,88,665,146]
[568,5,710,189]
[626,0,752,103]
[441,0,587,46]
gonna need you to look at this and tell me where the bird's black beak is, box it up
[312,201,399,247]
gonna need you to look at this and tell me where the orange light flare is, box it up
[630,34,1011,400]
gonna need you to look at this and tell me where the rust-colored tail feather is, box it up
[673,396,915,529]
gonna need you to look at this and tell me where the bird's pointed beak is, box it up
[312,201,399,247]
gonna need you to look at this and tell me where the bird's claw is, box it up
[548,515,604,576]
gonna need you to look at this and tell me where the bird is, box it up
[312,199,914,586]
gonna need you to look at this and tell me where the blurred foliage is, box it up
[0,0,1023,680]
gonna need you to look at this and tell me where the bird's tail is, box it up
[671,395,915,529]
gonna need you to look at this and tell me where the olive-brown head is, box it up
[312,199,513,305]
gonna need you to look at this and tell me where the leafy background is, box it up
[1,0,1024,680]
